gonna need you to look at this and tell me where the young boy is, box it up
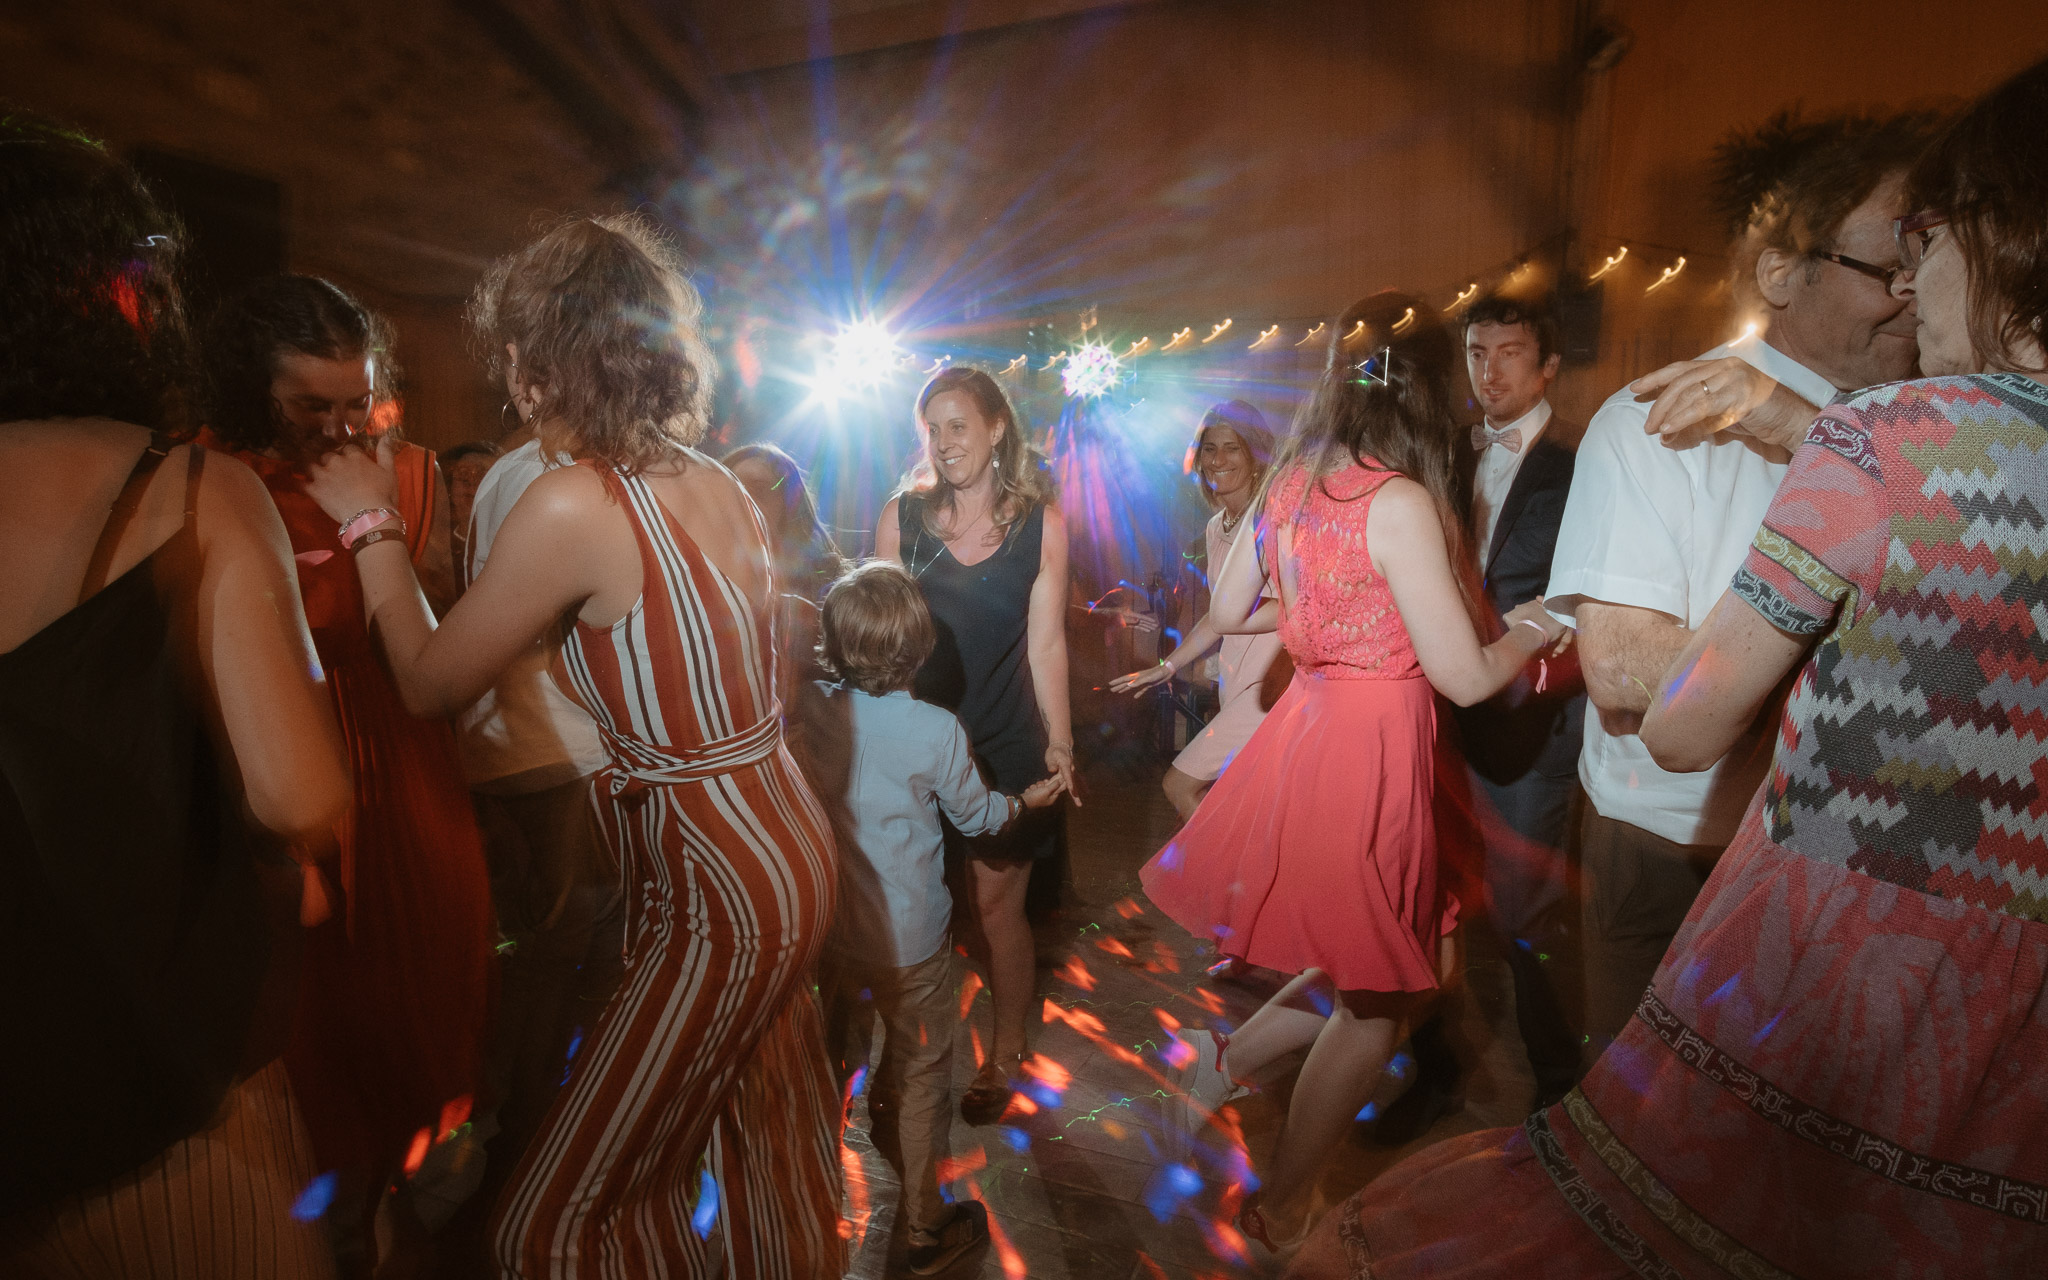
[801,561,1063,1275]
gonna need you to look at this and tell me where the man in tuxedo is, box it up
[1380,293,1586,1140]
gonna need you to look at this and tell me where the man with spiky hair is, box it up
[1545,110,1938,1053]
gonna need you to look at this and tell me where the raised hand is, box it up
[304,432,401,525]
[1108,662,1175,695]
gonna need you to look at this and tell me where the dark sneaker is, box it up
[906,1204,987,1276]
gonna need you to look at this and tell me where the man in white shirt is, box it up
[1547,111,1936,1050]
[458,427,623,1215]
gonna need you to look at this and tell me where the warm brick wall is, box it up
[0,0,631,449]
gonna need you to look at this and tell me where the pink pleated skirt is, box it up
[1142,671,1471,993]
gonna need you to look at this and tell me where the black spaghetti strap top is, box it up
[898,494,1047,791]
[0,438,292,1212]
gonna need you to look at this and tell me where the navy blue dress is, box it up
[898,494,1059,861]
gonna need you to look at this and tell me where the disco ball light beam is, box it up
[1062,342,1120,398]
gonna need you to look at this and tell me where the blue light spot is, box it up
[1027,1083,1063,1109]
[1355,1100,1379,1122]
[1309,988,1334,1017]
[849,1064,870,1099]
[1514,937,1534,952]
[691,1169,719,1239]
[1704,973,1741,1008]
[1000,1126,1031,1151]
[1388,1051,1415,1077]
[1142,1162,1205,1222]
[1751,1010,1786,1045]
[560,1026,586,1084]
[291,1171,337,1222]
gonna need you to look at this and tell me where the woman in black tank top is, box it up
[877,367,1075,1124]
[0,116,347,1277]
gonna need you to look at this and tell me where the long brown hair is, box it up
[1906,56,2048,371]
[900,366,1054,540]
[1260,289,1480,616]
[467,213,713,475]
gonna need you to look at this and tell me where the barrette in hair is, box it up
[1352,346,1394,387]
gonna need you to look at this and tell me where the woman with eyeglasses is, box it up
[1290,56,2048,1280]
[202,276,494,1272]
[1139,292,1565,1256]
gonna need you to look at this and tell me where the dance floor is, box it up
[840,758,1548,1278]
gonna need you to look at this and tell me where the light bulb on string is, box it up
[1391,307,1417,334]
[1295,323,1327,347]
[1201,319,1234,344]
[1248,324,1282,350]
[1589,247,1628,281]
[1444,284,1478,311]
[1645,256,1687,293]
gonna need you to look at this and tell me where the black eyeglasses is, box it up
[1810,250,1901,290]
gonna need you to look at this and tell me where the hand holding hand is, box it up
[304,433,402,525]
[1505,597,1569,647]
[1020,775,1067,809]
[1045,742,1081,806]
[1108,662,1174,695]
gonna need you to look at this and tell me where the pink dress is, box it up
[1141,461,1472,992]
[1172,508,1286,781]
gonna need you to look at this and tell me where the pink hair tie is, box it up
[338,507,404,550]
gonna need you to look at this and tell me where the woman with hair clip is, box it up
[875,366,1077,1124]
[202,275,495,1274]
[0,116,348,1277]
[1291,56,2048,1280]
[301,213,844,1278]
[1139,293,1567,1257]
[1111,399,1285,822]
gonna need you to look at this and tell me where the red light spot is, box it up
[401,1127,430,1177]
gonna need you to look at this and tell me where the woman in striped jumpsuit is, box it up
[302,214,844,1278]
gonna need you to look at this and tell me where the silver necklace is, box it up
[1220,506,1245,536]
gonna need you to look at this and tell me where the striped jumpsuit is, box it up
[493,463,844,1278]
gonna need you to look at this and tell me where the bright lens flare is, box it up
[1063,342,1121,397]
[816,320,900,394]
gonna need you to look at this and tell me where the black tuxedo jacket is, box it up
[1453,420,1586,784]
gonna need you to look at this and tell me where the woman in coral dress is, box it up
[202,276,492,1264]
[1140,294,1565,1254]
[305,214,844,1278]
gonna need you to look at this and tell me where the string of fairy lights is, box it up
[807,232,1700,402]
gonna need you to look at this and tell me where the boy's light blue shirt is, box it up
[803,682,1015,967]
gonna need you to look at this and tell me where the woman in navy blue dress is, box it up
[876,367,1076,1122]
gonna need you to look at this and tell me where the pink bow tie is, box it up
[1470,424,1523,453]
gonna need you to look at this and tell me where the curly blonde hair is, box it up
[468,213,714,474]
[900,365,1054,539]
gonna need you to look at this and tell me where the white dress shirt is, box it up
[1472,399,1553,572]
[1545,335,1838,846]
[457,440,608,791]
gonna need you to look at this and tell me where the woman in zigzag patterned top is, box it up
[1292,56,2048,1280]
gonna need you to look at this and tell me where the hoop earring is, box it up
[501,400,520,433]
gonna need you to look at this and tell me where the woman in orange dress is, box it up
[201,275,493,1269]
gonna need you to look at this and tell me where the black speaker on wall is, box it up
[1556,280,1605,368]
[129,148,285,310]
